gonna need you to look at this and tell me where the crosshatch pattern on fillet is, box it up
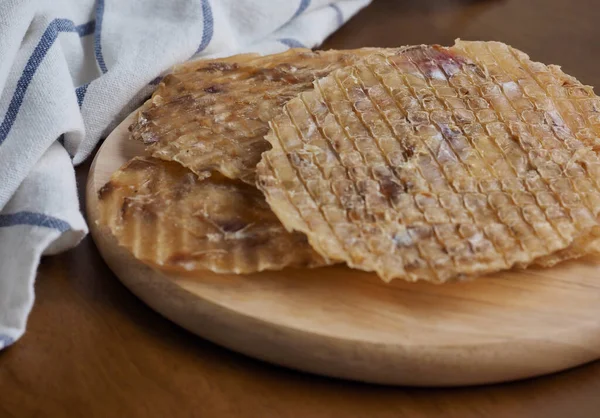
[129,48,394,184]
[97,157,326,274]
[256,41,600,283]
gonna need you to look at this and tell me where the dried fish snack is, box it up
[97,157,326,274]
[257,41,600,282]
[130,48,388,183]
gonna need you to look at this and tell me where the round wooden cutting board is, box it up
[87,110,600,387]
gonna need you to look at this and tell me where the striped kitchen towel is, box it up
[0,0,371,350]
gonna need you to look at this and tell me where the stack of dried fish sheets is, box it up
[97,41,600,282]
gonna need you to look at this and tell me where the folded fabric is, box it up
[0,0,371,350]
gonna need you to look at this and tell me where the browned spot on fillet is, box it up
[98,181,116,200]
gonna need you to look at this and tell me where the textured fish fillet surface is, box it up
[97,157,326,274]
[129,48,388,183]
[256,40,600,282]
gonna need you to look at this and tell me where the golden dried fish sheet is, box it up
[97,157,326,274]
[129,48,388,183]
[257,40,600,283]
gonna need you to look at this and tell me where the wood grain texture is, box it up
[3,0,600,416]
[86,94,600,385]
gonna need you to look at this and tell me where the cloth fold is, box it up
[0,0,371,349]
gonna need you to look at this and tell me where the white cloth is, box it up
[0,0,371,349]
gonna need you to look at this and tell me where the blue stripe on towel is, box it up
[0,335,14,349]
[293,0,311,20]
[278,38,306,48]
[94,0,108,73]
[195,0,214,54]
[329,3,344,27]
[0,211,71,232]
[76,20,96,37]
[276,0,311,40]
[75,83,90,107]
[0,19,80,145]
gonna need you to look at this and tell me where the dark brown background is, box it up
[2,1,600,417]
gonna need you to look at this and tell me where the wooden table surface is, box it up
[2,0,600,416]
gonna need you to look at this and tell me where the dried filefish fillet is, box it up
[453,40,600,267]
[257,41,600,282]
[97,157,326,274]
[130,48,388,183]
